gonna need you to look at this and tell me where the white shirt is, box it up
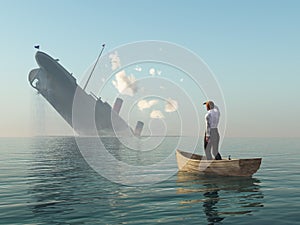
[205,105,220,137]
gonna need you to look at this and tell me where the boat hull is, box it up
[176,150,261,177]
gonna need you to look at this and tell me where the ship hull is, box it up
[28,51,132,136]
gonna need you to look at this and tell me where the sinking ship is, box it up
[28,51,144,136]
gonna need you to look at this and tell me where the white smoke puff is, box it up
[135,66,142,72]
[138,99,158,111]
[112,70,137,96]
[150,110,165,119]
[149,68,156,76]
[109,51,121,71]
[165,98,178,112]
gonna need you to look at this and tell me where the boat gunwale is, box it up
[176,149,262,162]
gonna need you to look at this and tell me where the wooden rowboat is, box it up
[176,150,262,177]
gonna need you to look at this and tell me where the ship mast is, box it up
[83,44,105,91]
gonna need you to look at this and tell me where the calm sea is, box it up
[0,137,299,225]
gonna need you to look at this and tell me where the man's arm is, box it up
[205,113,211,138]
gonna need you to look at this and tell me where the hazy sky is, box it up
[0,0,299,137]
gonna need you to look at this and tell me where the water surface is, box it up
[0,137,299,224]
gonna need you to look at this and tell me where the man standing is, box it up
[203,101,222,160]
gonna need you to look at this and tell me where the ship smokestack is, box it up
[113,98,123,114]
[134,121,144,136]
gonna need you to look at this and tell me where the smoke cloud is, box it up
[149,68,156,76]
[165,98,178,112]
[150,110,165,119]
[137,99,158,111]
[112,70,137,96]
[109,51,121,71]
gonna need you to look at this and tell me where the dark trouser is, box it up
[204,128,222,160]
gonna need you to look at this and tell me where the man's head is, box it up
[203,101,215,111]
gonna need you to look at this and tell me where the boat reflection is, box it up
[176,172,264,224]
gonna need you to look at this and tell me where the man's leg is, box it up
[212,130,222,160]
[204,134,213,160]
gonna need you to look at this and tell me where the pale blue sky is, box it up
[0,0,299,137]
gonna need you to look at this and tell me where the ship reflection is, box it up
[176,172,264,224]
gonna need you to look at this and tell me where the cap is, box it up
[203,101,215,109]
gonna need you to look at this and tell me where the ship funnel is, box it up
[134,121,144,136]
[113,98,123,114]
